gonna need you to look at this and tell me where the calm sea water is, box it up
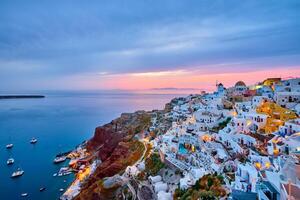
[0,92,184,200]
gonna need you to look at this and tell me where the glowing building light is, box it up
[255,162,262,170]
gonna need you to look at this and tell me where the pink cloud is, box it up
[59,66,300,92]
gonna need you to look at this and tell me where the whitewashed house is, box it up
[278,119,300,136]
[234,163,258,193]
[252,96,271,109]
[274,78,300,93]
[234,133,257,147]
[194,111,224,129]
[274,92,300,108]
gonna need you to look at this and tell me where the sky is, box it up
[0,0,300,92]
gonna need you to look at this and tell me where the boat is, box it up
[53,173,57,177]
[11,168,24,178]
[53,156,66,164]
[6,144,13,149]
[21,193,28,197]
[30,137,38,144]
[63,171,72,176]
[7,158,14,165]
[39,187,46,192]
[59,188,64,192]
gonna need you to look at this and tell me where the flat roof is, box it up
[232,190,257,200]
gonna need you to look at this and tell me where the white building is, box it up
[216,132,244,154]
[233,117,248,133]
[278,119,300,136]
[154,182,168,193]
[257,85,274,98]
[125,165,139,177]
[234,81,248,95]
[234,163,258,193]
[244,112,268,131]
[235,133,257,147]
[149,175,162,184]
[274,78,300,93]
[194,111,224,129]
[252,96,271,109]
[216,83,226,97]
[157,191,172,200]
[274,92,300,108]
[179,168,207,190]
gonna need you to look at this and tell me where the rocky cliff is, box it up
[75,111,151,200]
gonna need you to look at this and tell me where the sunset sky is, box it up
[1,1,300,92]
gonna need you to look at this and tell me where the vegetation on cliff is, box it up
[174,174,227,200]
[145,153,165,176]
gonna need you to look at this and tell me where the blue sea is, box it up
[0,91,186,200]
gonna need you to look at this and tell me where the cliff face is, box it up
[87,110,151,161]
[75,111,150,200]
[87,126,126,161]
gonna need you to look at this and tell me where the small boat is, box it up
[53,173,57,177]
[63,171,72,176]
[53,156,66,164]
[39,187,46,192]
[59,188,64,192]
[7,158,14,165]
[30,137,38,144]
[11,168,24,178]
[6,144,13,149]
[21,193,28,197]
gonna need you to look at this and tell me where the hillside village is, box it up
[127,78,300,200]
[62,77,300,200]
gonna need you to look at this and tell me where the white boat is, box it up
[59,188,64,192]
[11,168,24,178]
[53,156,66,164]
[63,171,72,176]
[6,144,13,149]
[30,137,38,144]
[7,158,14,165]
[21,193,28,197]
[53,173,57,177]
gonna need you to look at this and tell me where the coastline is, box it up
[61,78,300,200]
[61,106,171,199]
[0,95,45,99]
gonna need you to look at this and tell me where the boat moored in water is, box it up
[21,193,28,197]
[30,137,38,144]
[53,156,66,164]
[7,158,14,165]
[11,168,24,178]
[6,144,13,149]
[39,187,46,192]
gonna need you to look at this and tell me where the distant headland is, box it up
[0,95,45,99]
